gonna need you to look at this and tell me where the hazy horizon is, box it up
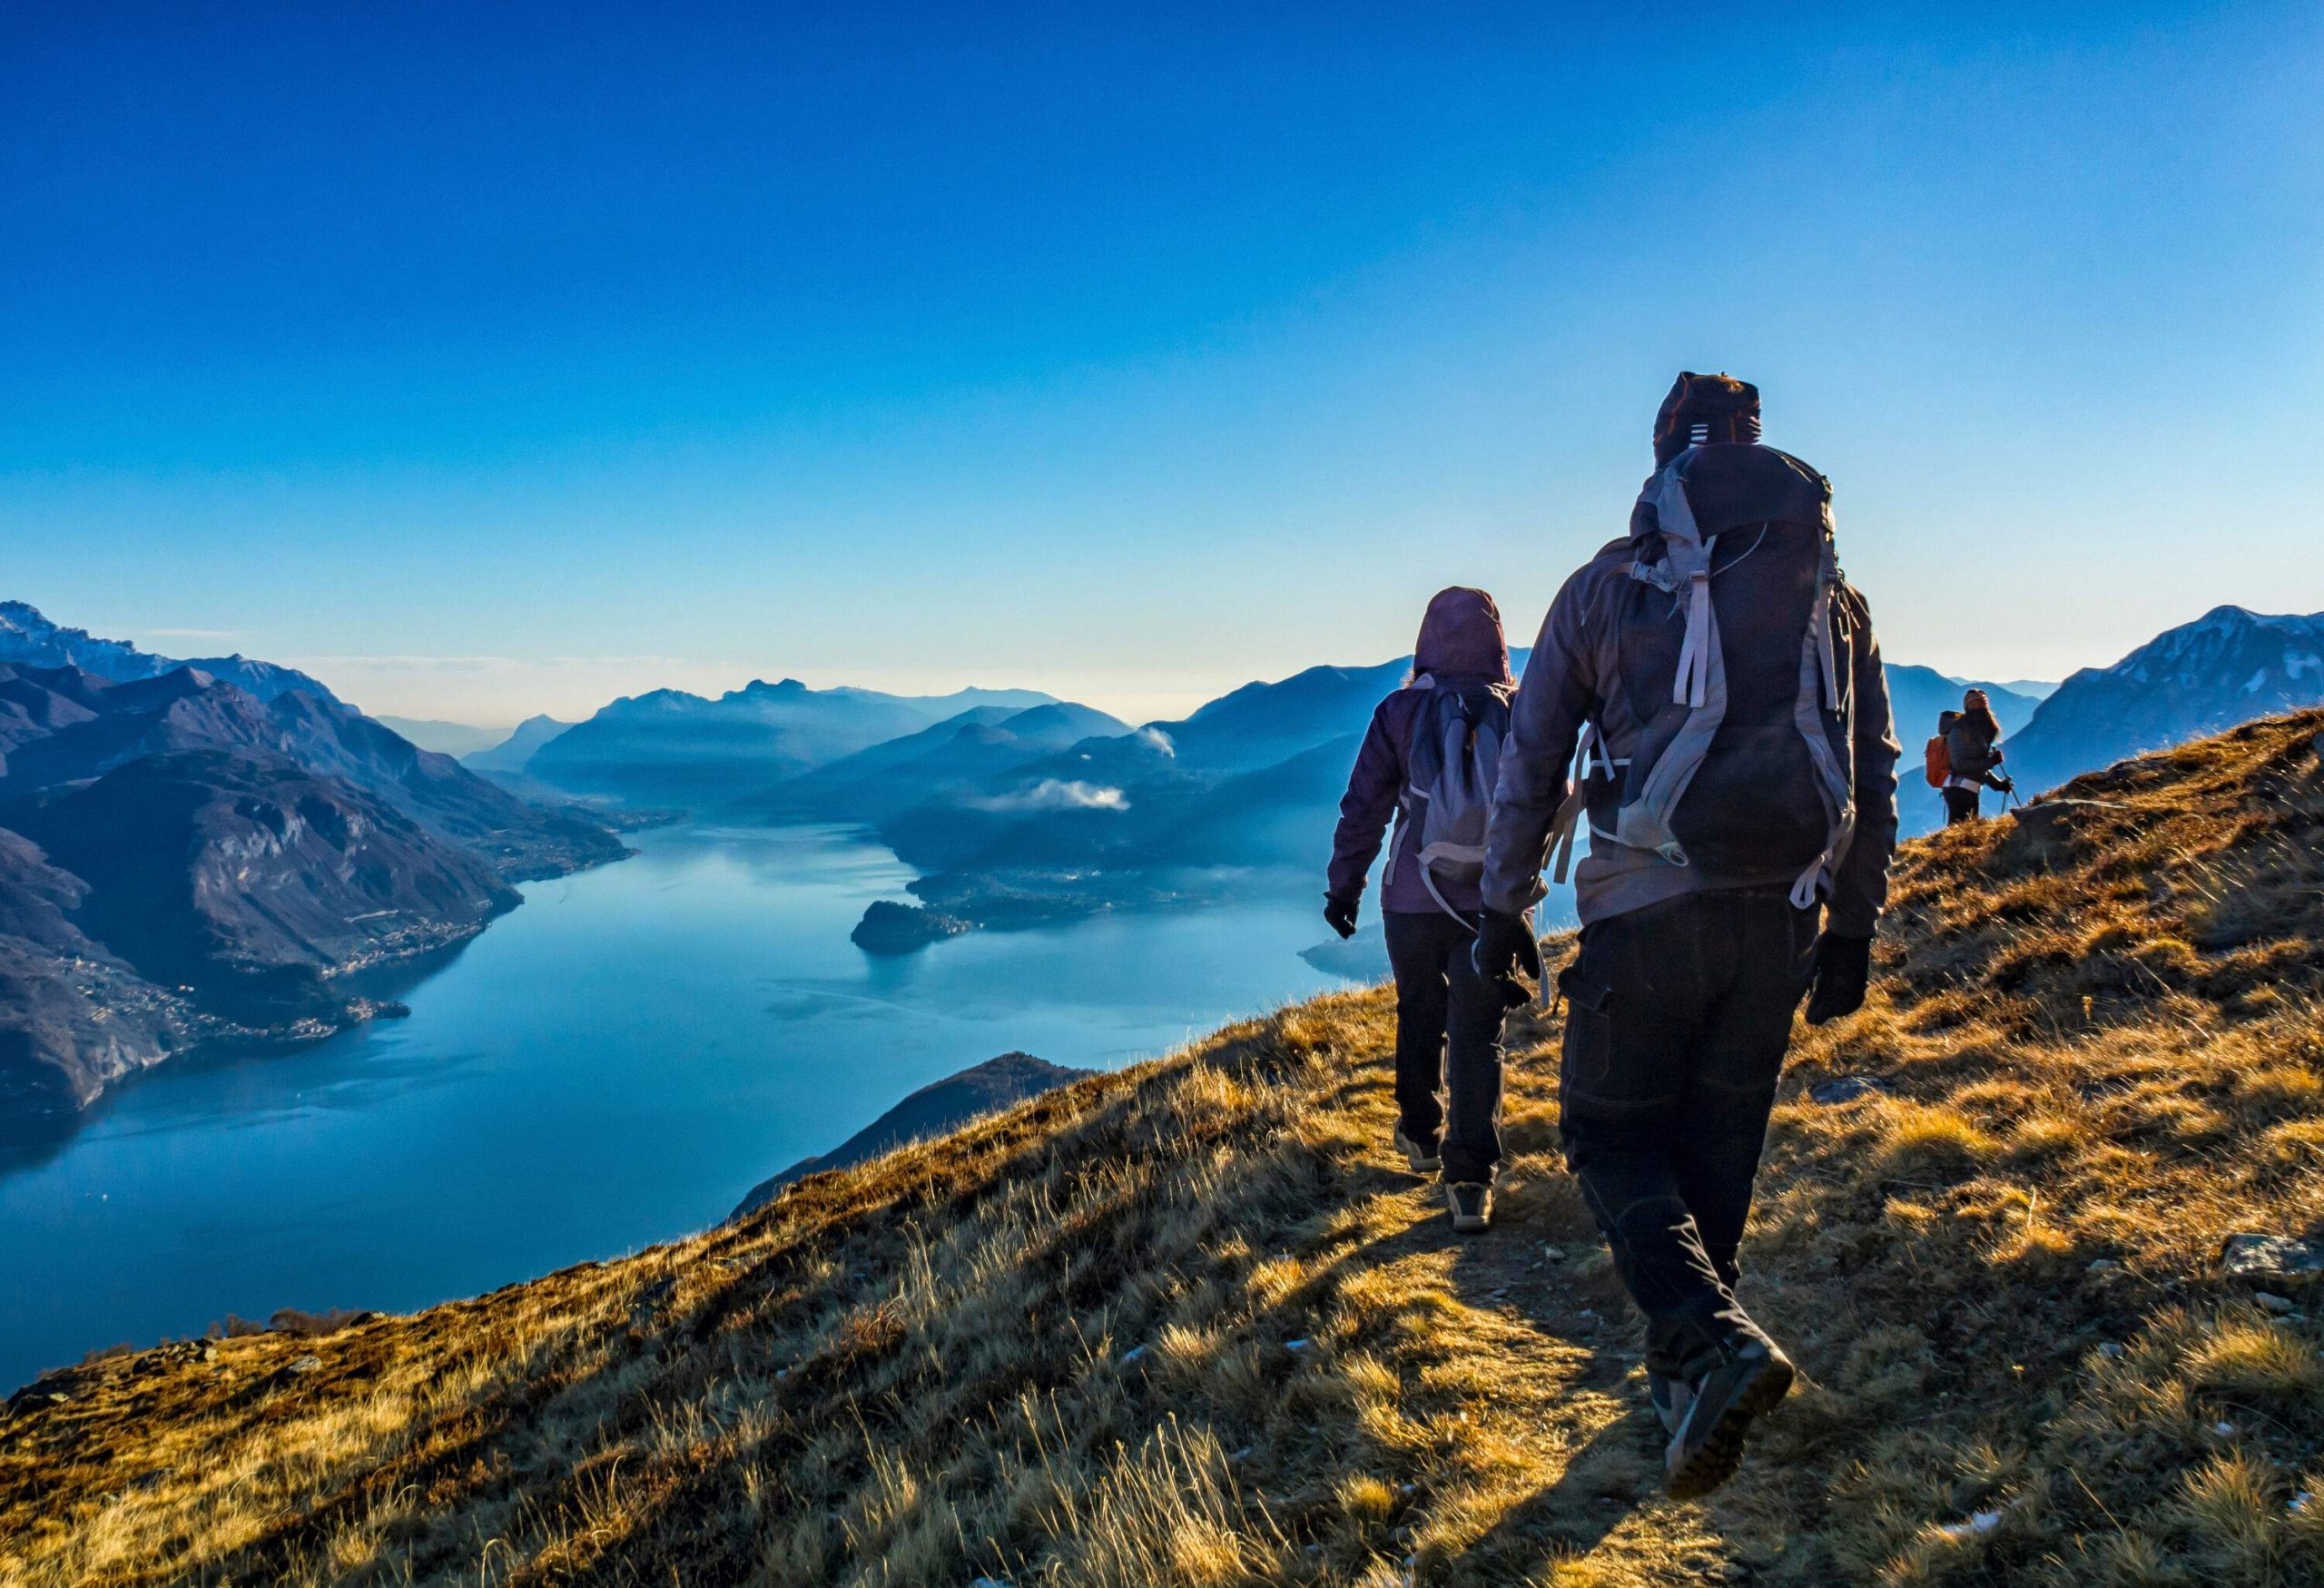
[7,4,2319,724]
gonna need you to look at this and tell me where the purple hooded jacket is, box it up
[1327,587,1514,916]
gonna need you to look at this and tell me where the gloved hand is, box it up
[1471,908,1544,1008]
[1324,893,1360,941]
[1804,933,1873,1026]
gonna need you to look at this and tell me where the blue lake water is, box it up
[0,824,1359,1389]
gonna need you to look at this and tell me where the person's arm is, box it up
[1326,698,1404,905]
[1828,586,1902,936]
[1481,574,1596,917]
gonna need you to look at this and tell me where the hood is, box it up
[1413,587,1511,685]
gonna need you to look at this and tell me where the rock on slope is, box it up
[730,1051,1097,1217]
[8,710,2324,1585]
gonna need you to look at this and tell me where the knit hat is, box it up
[1652,371,1762,465]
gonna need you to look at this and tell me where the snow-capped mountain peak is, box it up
[0,601,339,705]
[2008,606,2324,794]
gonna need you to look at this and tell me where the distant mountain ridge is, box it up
[376,716,509,757]
[854,650,2040,942]
[464,715,575,773]
[524,678,1061,804]
[2007,606,2324,796]
[0,601,338,705]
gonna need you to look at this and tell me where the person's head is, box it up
[1413,587,1511,685]
[1652,371,1761,466]
[1961,688,2000,737]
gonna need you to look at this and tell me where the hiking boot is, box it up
[1664,1336,1795,1499]
[1445,1182,1492,1234]
[1393,1129,1442,1174]
[1648,1371,1694,1437]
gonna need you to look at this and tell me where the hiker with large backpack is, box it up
[1473,373,1902,1498]
[1933,688,2013,824]
[1326,586,1531,1235]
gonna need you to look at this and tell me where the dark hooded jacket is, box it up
[1328,587,1514,915]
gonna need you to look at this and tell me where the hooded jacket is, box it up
[1328,587,1513,915]
[1480,448,1902,936]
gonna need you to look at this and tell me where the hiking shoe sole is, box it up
[1664,1349,1794,1499]
[1446,1183,1492,1234]
[1393,1130,1442,1174]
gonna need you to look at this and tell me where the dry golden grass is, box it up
[5,710,2324,1585]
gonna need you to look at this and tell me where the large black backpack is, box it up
[1556,444,1857,902]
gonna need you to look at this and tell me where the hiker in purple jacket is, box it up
[1326,587,1532,1234]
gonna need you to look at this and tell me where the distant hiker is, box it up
[1937,688,2014,824]
[1327,586,1529,1234]
[1474,372,1901,1497]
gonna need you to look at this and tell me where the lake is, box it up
[0,824,1365,1390]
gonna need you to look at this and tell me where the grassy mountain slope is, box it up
[8,711,2324,1586]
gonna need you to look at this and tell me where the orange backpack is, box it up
[1924,709,1957,787]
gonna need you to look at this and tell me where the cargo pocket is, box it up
[1557,953,1615,1096]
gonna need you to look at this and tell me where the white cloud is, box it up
[1133,725,1177,757]
[969,779,1130,814]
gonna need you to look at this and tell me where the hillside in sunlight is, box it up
[6,710,2324,1586]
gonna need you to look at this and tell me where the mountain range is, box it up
[462,714,574,773]
[2005,606,2324,796]
[522,679,1060,804]
[493,616,2309,949]
[0,610,624,1122]
[12,592,2319,1116]
[0,601,336,705]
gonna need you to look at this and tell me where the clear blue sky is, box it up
[5,3,2319,725]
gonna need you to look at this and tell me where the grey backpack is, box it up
[1402,683,1510,923]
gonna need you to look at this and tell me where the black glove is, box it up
[1323,893,1359,941]
[1804,933,1873,1026]
[1471,908,1544,1008]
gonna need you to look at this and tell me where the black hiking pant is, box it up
[1942,786,1980,824]
[1556,889,1818,1379]
[1382,910,1505,1186]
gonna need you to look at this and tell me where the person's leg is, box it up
[1606,893,1801,1500]
[1439,918,1508,1187]
[1557,895,1732,1377]
[1382,912,1451,1154]
[1943,787,1976,825]
[1671,893,1818,1303]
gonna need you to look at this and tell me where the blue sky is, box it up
[4,3,2319,725]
